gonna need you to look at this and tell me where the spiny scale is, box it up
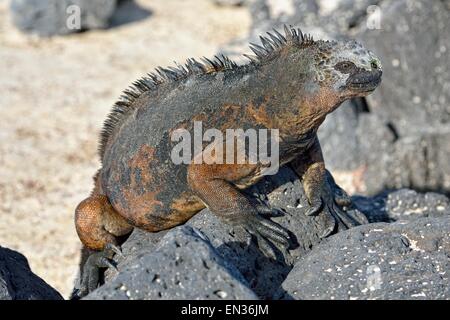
[98,25,314,159]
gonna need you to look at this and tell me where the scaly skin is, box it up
[72,26,382,298]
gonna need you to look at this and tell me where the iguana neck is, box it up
[250,54,343,138]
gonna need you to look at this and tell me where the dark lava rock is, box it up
[185,166,367,299]
[355,0,450,134]
[318,100,364,171]
[0,246,63,300]
[86,226,257,300]
[248,0,381,41]
[93,166,366,299]
[354,189,450,223]
[357,117,450,195]
[350,0,450,194]
[279,216,450,300]
[10,0,117,36]
[78,168,449,300]
[383,189,450,221]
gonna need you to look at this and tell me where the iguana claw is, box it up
[71,244,123,299]
[241,213,291,260]
[306,170,368,238]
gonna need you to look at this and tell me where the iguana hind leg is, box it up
[74,194,132,298]
[75,194,133,250]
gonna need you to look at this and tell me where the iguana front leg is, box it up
[290,135,368,237]
[187,163,290,259]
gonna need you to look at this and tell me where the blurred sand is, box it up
[0,0,250,298]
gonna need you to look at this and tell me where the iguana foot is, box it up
[305,170,368,238]
[228,212,291,260]
[72,244,123,299]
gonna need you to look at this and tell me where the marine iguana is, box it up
[73,26,382,297]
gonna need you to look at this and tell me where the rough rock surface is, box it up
[186,166,366,298]
[0,246,63,300]
[90,167,366,299]
[10,0,117,36]
[318,100,366,171]
[354,189,450,223]
[82,168,450,300]
[352,0,450,194]
[86,226,258,300]
[248,0,381,41]
[356,0,450,134]
[279,216,450,300]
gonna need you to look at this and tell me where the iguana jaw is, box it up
[346,69,382,93]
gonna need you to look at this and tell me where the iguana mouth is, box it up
[348,70,382,92]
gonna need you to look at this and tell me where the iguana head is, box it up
[249,27,382,104]
[312,39,382,98]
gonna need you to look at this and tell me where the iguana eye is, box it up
[335,61,355,73]
[371,60,378,69]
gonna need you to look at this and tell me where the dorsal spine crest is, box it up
[98,26,314,159]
